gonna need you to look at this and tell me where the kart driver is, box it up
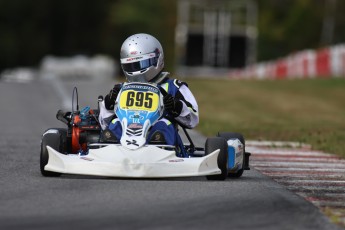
[99,33,199,146]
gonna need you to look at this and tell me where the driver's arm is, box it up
[174,85,199,129]
[104,84,122,110]
[163,82,199,129]
[99,84,122,130]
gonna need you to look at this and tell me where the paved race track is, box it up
[0,77,341,230]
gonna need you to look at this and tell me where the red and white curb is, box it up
[247,141,345,226]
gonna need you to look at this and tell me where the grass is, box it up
[186,77,345,157]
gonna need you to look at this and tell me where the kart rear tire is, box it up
[217,132,245,178]
[40,128,67,177]
[205,137,228,181]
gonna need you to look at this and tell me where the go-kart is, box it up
[40,82,250,180]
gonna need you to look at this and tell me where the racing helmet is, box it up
[120,33,164,83]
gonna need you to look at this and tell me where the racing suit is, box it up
[98,73,199,146]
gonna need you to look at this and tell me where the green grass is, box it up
[186,78,345,157]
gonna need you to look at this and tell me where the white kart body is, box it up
[44,82,224,178]
[45,144,221,178]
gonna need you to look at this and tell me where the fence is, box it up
[229,44,345,79]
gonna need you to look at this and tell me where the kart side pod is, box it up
[226,139,245,171]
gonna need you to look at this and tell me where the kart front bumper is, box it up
[45,145,221,178]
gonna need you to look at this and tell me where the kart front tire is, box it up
[217,132,245,178]
[205,137,228,181]
[40,128,66,177]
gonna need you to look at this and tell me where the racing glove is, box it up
[104,84,122,110]
[163,94,183,117]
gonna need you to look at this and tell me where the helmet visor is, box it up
[122,57,157,72]
[121,52,158,73]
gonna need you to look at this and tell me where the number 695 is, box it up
[126,91,153,109]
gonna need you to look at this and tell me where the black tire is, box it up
[205,137,228,181]
[40,128,67,177]
[217,132,245,178]
[217,132,245,145]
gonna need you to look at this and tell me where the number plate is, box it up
[119,85,160,112]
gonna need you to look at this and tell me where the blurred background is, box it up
[0,0,344,78]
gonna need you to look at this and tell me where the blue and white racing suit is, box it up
[99,74,199,147]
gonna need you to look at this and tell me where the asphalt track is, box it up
[0,77,341,230]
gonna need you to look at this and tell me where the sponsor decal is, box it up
[104,130,112,139]
[126,56,143,62]
[80,157,94,161]
[128,123,143,129]
[122,84,159,93]
[129,112,144,123]
[169,159,184,162]
[126,139,139,146]
[121,53,156,64]
[154,132,162,141]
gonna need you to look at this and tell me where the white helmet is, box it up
[120,33,164,83]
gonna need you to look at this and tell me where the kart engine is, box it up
[57,108,101,154]
[71,107,101,153]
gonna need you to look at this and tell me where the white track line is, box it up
[247,148,331,157]
[275,179,345,184]
[251,161,345,168]
[44,74,71,110]
[254,167,345,173]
